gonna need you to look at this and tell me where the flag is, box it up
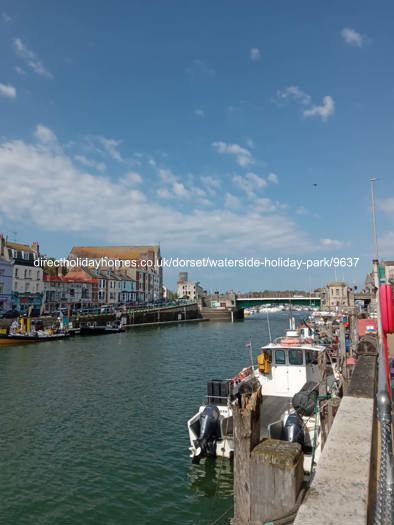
[245,341,252,348]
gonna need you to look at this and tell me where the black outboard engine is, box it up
[283,411,304,446]
[193,405,221,463]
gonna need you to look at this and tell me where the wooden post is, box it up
[318,350,328,448]
[231,389,262,525]
[249,440,304,523]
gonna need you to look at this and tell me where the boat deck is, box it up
[260,395,292,438]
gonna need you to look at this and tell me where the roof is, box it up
[69,245,160,261]
[327,282,347,287]
[63,268,99,283]
[6,241,35,253]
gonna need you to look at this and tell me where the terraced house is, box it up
[0,234,44,315]
[69,245,162,304]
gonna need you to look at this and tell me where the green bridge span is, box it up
[236,296,321,309]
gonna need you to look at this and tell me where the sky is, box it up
[1,0,394,292]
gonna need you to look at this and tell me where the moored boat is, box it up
[187,322,337,471]
[79,323,125,335]
[0,317,70,346]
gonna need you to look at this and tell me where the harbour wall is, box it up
[0,303,203,330]
[294,338,378,525]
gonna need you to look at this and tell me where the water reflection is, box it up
[187,457,233,498]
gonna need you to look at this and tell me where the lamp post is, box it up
[369,177,379,259]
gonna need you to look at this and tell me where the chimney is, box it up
[31,241,40,256]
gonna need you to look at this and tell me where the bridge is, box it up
[235,296,321,309]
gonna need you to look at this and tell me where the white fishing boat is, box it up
[187,325,332,472]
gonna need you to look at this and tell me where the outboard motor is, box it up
[283,411,304,446]
[193,405,221,463]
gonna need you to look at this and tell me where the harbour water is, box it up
[0,313,304,525]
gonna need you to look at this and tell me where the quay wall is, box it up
[294,344,378,525]
[0,303,202,330]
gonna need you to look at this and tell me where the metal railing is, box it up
[374,342,394,525]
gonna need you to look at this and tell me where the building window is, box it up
[15,268,18,278]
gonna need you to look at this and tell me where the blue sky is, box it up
[1,0,394,291]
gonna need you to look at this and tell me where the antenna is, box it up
[266,310,272,343]
[246,337,254,369]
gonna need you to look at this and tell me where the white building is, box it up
[0,235,44,314]
[320,281,354,309]
[176,272,204,301]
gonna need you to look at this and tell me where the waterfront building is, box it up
[0,256,13,312]
[320,281,355,309]
[69,245,162,304]
[176,272,204,301]
[382,260,394,286]
[43,268,99,314]
[0,234,44,315]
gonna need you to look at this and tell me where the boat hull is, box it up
[0,334,70,346]
[79,326,124,336]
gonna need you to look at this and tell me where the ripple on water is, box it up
[0,315,297,525]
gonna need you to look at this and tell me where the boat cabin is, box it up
[257,339,325,397]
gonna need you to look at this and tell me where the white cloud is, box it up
[379,197,394,215]
[157,188,172,199]
[245,138,255,149]
[201,175,220,190]
[186,59,215,77]
[95,136,123,162]
[194,108,205,118]
[0,83,16,98]
[233,172,267,197]
[277,86,335,122]
[0,127,316,255]
[303,96,335,121]
[254,198,279,213]
[320,238,345,249]
[122,171,142,185]
[212,141,253,167]
[74,154,106,172]
[268,172,279,184]
[224,193,241,209]
[158,168,177,184]
[2,12,11,23]
[15,66,25,76]
[341,27,365,48]
[14,38,53,78]
[250,48,261,61]
[277,86,311,106]
[35,124,58,145]
[173,182,190,198]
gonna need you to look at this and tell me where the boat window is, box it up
[275,349,286,365]
[305,350,318,364]
[288,349,304,366]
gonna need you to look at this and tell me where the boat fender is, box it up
[380,284,394,334]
